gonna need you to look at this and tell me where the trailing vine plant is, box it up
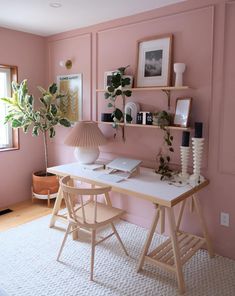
[104,66,132,129]
[154,111,175,180]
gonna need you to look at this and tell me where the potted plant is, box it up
[0,79,71,203]
[104,66,133,127]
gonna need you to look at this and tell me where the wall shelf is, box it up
[96,86,190,92]
[96,86,191,110]
[96,121,191,131]
[96,85,192,140]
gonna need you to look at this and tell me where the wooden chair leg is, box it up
[90,230,96,281]
[111,222,128,256]
[167,207,185,294]
[47,190,51,207]
[193,195,214,258]
[137,205,160,272]
[57,223,71,261]
[49,185,63,228]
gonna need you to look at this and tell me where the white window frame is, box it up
[0,68,13,149]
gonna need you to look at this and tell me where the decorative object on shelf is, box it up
[137,111,151,125]
[59,59,73,70]
[152,110,171,127]
[0,80,71,206]
[174,63,186,87]
[101,113,113,122]
[173,97,192,127]
[189,122,205,186]
[104,66,132,128]
[57,74,82,122]
[155,110,175,180]
[104,71,133,89]
[136,34,173,87]
[136,112,143,124]
[64,121,107,164]
[146,112,153,125]
[179,131,190,181]
[124,102,140,124]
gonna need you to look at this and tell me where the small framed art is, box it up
[57,74,82,122]
[104,71,115,88]
[136,34,173,87]
[173,97,192,127]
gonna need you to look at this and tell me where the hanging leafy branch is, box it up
[154,111,174,180]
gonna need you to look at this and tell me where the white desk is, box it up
[48,162,214,294]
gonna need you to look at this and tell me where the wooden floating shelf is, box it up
[96,121,191,131]
[96,86,190,92]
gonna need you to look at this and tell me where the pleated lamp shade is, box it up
[64,121,107,164]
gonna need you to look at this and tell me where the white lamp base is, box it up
[74,147,99,164]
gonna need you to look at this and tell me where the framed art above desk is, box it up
[48,162,214,294]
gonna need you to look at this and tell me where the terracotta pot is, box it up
[32,171,59,195]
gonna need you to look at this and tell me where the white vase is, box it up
[174,63,186,87]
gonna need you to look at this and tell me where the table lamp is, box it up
[64,121,107,164]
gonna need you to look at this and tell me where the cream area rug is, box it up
[0,215,234,296]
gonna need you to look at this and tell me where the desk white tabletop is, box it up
[48,162,209,207]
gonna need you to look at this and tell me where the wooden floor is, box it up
[0,199,57,232]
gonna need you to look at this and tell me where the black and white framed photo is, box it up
[136,34,173,87]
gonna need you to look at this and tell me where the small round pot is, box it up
[32,171,59,195]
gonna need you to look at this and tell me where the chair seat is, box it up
[74,201,125,228]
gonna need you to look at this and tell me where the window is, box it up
[0,65,18,151]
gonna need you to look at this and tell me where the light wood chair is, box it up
[57,175,128,280]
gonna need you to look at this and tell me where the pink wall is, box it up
[46,0,235,259]
[0,0,227,258]
[0,28,47,207]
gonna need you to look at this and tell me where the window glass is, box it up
[0,68,13,148]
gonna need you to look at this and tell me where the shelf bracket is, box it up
[162,90,171,110]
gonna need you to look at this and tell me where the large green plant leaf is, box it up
[113,108,123,121]
[50,104,57,116]
[12,117,23,128]
[49,83,57,95]
[59,118,71,127]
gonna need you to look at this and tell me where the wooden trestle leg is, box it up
[167,207,185,294]
[137,204,160,272]
[193,194,214,258]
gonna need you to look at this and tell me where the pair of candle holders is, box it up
[179,137,205,186]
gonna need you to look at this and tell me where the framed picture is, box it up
[173,97,192,127]
[136,34,173,87]
[104,71,133,89]
[104,71,115,88]
[57,74,82,122]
